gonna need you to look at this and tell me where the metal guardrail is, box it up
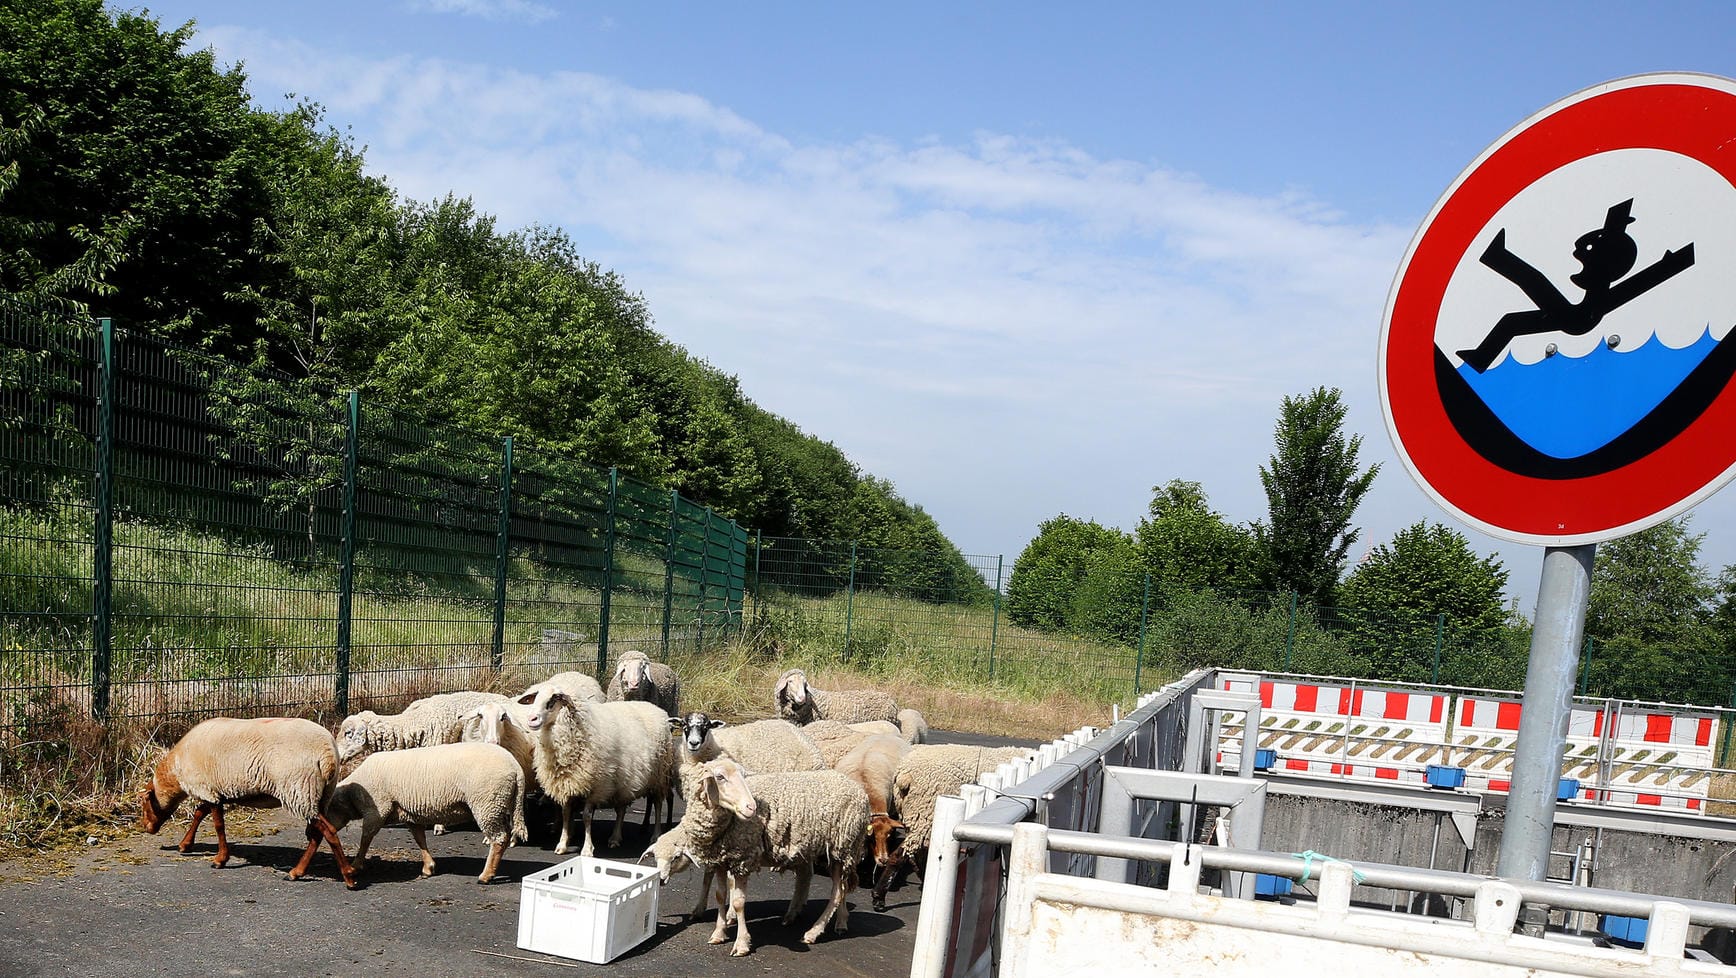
[908,668,1736,978]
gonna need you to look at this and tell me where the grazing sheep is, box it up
[325,742,527,883]
[880,743,1030,907]
[336,690,508,763]
[774,668,899,725]
[605,649,681,716]
[525,691,678,856]
[833,733,914,911]
[896,708,930,744]
[678,758,870,956]
[137,716,357,888]
[671,712,824,792]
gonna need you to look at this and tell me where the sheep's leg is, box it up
[554,797,574,855]
[353,819,380,866]
[298,815,358,889]
[208,804,230,868]
[480,841,505,883]
[714,872,750,956]
[689,868,716,921]
[607,802,627,849]
[577,803,597,857]
[783,864,812,925]
[176,802,213,853]
[873,861,895,912]
[802,864,850,944]
[410,825,436,877]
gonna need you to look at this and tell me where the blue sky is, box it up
[125,0,1736,610]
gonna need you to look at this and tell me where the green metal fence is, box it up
[0,305,749,736]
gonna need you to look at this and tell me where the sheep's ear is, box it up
[894,770,913,792]
[708,719,727,730]
[668,716,685,731]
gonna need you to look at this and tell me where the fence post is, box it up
[1133,573,1152,696]
[1723,685,1736,769]
[491,436,512,674]
[843,542,857,663]
[699,507,715,649]
[1432,613,1445,685]
[1283,590,1297,672]
[661,490,678,656]
[751,529,762,624]
[988,555,1004,681]
[335,390,359,717]
[91,317,115,721]
[596,467,617,678]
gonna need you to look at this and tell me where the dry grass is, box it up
[1,642,1109,862]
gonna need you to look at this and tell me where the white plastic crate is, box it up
[517,856,660,963]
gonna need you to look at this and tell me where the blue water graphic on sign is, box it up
[1456,329,1719,458]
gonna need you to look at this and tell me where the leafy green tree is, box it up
[1585,518,1724,703]
[1069,535,1146,644]
[1337,521,1510,683]
[0,0,277,340]
[1135,479,1259,596]
[1006,515,1129,631]
[1253,387,1379,606]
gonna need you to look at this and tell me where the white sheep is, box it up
[834,733,915,911]
[801,719,878,767]
[518,670,606,711]
[881,743,1031,904]
[524,690,678,856]
[460,701,539,794]
[773,668,899,725]
[671,712,824,793]
[678,758,870,956]
[605,649,681,715]
[336,690,508,763]
[137,716,357,888]
[896,708,930,744]
[325,741,527,883]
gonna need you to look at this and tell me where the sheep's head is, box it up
[867,813,908,868]
[698,759,756,819]
[616,650,651,696]
[335,711,377,762]
[463,702,521,745]
[523,689,573,733]
[136,756,184,832]
[641,831,695,883]
[671,711,726,756]
[774,669,809,707]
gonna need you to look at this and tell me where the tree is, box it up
[1585,518,1724,703]
[1006,515,1129,631]
[1337,521,1510,683]
[1253,387,1379,606]
[1135,479,1259,596]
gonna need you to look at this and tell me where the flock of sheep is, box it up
[135,651,1031,957]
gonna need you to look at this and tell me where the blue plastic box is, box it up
[1253,748,1276,770]
[1425,765,1466,789]
[1254,873,1293,897]
[1601,914,1649,945]
[1558,778,1581,801]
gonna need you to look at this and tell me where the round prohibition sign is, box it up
[1381,73,1736,546]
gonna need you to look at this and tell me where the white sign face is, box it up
[1380,73,1736,545]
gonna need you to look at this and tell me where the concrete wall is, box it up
[1260,794,1474,913]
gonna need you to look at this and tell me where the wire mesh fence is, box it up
[0,306,748,738]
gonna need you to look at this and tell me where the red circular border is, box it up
[1384,79,1736,542]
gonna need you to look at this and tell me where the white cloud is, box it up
[405,0,557,25]
[198,27,1435,569]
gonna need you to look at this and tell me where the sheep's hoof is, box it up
[345,879,361,891]
[872,899,886,912]
[708,934,728,945]
[730,943,752,957]
[802,929,824,945]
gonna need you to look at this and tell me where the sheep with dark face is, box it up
[137,716,357,889]
[833,733,915,911]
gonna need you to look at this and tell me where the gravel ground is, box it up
[0,729,1032,978]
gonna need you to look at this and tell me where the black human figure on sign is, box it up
[1456,199,1695,373]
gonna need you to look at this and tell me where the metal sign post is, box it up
[1380,73,1736,906]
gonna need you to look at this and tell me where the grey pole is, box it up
[1497,543,1595,927]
